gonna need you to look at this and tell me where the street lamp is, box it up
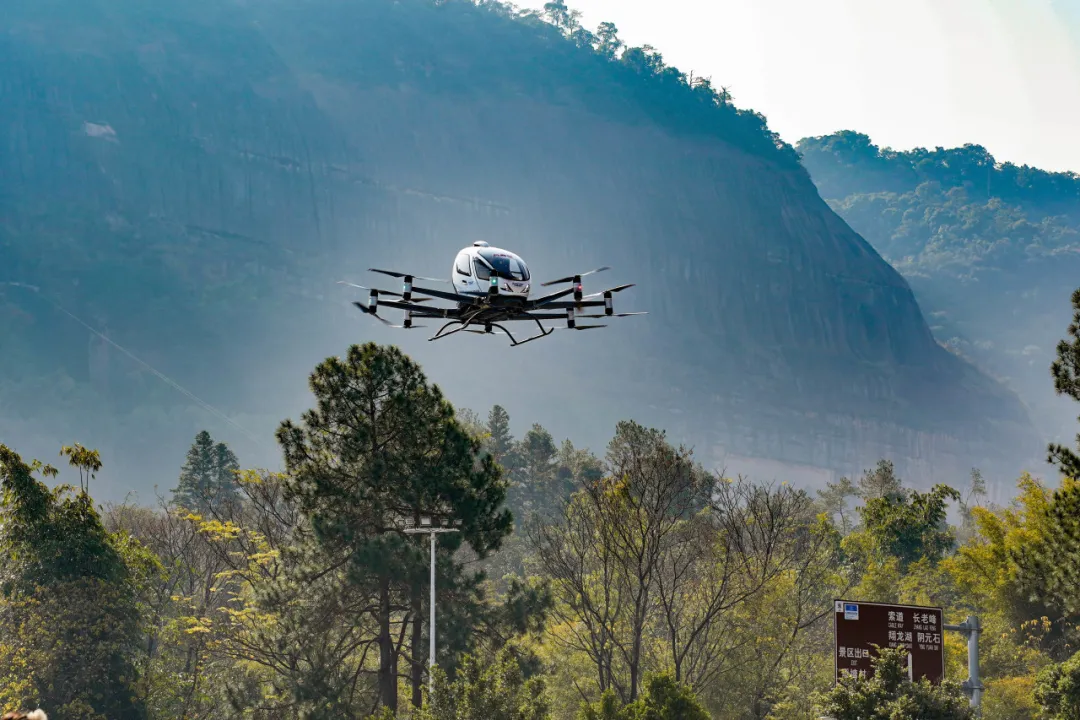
[403,515,462,693]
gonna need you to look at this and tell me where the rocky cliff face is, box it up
[0,0,1041,498]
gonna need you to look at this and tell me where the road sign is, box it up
[833,599,945,684]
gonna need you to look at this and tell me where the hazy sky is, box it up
[520,0,1080,172]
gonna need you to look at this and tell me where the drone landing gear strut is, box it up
[428,320,473,342]
[502,323,556,347]
[427,316,555,347]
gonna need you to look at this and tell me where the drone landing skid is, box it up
[429,319,555,347]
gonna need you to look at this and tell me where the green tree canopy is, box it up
[861,484,962,569]
[576,673,709,720]
[1035,649,1080,720]
[0,444,147,720]
[415,646,551,720]
[814,646,974,720]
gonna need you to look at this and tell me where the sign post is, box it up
[944,615,983,709]
[833,600,945,684]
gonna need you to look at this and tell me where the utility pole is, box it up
[944,615,982,711]
[403,515,461,694]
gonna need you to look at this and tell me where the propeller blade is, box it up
[583,283,635,298]
[368,268,449,283]
[578,312,648,318]
[352,301,394,326]
[540,266,611,287]
[337,281,432,301]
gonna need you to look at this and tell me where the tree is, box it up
[1012,477,1080,623]
[276,343,512,712]
[531,422,831,710]
[594,22,623,59]
[59,443,101,494]
[856,459,904,502]
[486,405,516,465]
[0,444,147,720]
[532,421,708,703]
[956,468,987,544]
[576,673,709,720]
[509,424,562,523]
[655,478,838,696]
[814,646,974,720]
[948,473,1062,650]
[172,430,240,512]
[1048,287,1080,479]
[818,475,858,534]
[104,499,233,719]
[414,647,551,720]
[1035,649,1080,719]
[860,484,962,569]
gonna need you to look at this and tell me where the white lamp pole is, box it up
[404,515,461,694]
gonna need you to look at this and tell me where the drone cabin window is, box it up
[476,251,530,281]
[473,257,492,281]
[455,253,472,276]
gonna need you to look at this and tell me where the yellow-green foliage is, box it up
[945,473,1056,623]
[0,579,142,720]
[981,675,1039,720]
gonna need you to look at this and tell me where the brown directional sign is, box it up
[833,600,945,684]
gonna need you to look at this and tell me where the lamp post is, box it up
[403,515,461,694]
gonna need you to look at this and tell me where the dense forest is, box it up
[797,131,1080,445]
[1,287,1078,720]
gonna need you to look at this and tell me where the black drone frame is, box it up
[344,266,644,347]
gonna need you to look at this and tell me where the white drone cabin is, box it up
[451,241,532,299]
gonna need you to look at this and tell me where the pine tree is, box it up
[172,430,240,511]
[1048,287,1080,478]
[276,343,512,712]
[857,459,904,501]
[486,405,515,464]
[509,424,559,522]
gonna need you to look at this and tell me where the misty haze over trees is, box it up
[2,0,1080,717]
[798,132,1080,452]
[0,0,1046,502]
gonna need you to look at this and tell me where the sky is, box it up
[519,0,1080,173]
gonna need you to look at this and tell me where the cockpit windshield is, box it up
[475,250,530,281]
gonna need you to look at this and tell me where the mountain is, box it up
[0,0,1040,501]
[797,131,1080,460]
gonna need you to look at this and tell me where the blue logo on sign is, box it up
[844,603,859,620]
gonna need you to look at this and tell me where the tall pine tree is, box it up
[276,344,512,712]
[172,430,240,511]
[1048,287,1080,479]
[486,405,515,465]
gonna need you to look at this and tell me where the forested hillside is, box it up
[0,0,1040,499]
[797,131,1080,446]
